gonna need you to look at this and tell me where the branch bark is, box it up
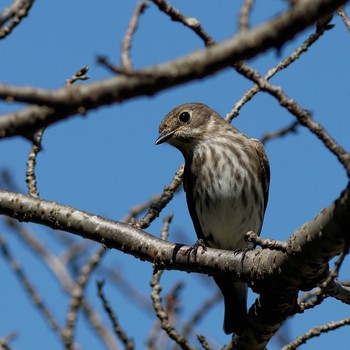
[0,182,349,348]
[0,0,347,139]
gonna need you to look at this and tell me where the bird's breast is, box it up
[190,143,264,251]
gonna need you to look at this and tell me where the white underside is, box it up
[192,142,263,250]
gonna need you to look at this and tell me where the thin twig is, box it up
[0,332,17,350]
[60,240,93,266]
[0,0,344,138]
[6,218,118,349]
[97,55,122,74]
[150,215,196,350]
[152,0,332,135]
[6,218,73,288]
[25,66,90,197]
[299,279,350,305]
[239,0,255,31]
[0,169,20,191]
[65,66,89,86]
[150,0,215,45]
[196,335,213,350]
[0,236,64,340]
[0,0,35,39]
[150,274,196,350]
[64,246,107,350]
[26,127,45,197]
[226,24,333,122]
[281,316,350,350]
[180,292,221,340]
[245,231,296,254]
[261,121,299,144]
[97,280,134,350]
[122,194,161,224]
[147,214,174,350]
[337,5,350,32]
[136,164,183,229]
[301,249,348,310]
[234,61,350,178]
[99,266,152,314]
[154,282,185,350]
[121,2,149,72]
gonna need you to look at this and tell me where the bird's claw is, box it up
[234,246,254,267]
[184,239,207,259]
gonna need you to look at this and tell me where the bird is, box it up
[155,102,270,335]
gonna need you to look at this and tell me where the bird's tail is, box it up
[213,276,248,335]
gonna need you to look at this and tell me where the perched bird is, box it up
[155,103,270,335]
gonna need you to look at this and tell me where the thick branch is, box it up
[0,186,348,282]
[0,183,349,347]
[0,0,347,138]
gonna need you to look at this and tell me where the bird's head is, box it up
[155,102,223,155]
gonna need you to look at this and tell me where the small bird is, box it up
[155,103,270,335]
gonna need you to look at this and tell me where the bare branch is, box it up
[0,236,64,340]
[281,316,350,350]
[136,164,183,229]
[99,266,152,314]
[245,231,296,254]
[97,280,134,350]
[261,121,299,144]
[181,292,221,339]
[0,332,17,350]
[0,185,348,283]
[337,5,350,31]
[6,218,73,288]
[301,248,349,310]
[0,0,35,39]
[25,127,45,197]
[5,218,118,349]
[122,195,162,224]
[26,66,90,197]
[64,246,107,350]
[150,0,215,46]
[233,61,350,177]
[152,0,329,140]
[226,23,332,121]
[65,66,90,86]
[299,279,350,305]
[0,183,349,346]
[196,335,213,350]
[239,0,255,31]
[120,2,149,73]
[97,55,123,75]
[150,216,196,350]
[0,0,346,139]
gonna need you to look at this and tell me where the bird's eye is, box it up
[179,111,190,123]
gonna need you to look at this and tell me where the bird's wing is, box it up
[252,139,270,212]
[183,162,206,241]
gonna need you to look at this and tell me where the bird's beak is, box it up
[155,129,175,145]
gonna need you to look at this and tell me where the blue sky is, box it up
[0,1,349,349]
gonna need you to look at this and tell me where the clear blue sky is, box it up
[0,1,349,349]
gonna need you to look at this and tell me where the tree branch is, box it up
[0,185,348,283]
[97,280,135,350]
[0,0,35,39]
[233,61,350,177]
[0,182,349,347]
[120,1,149,73]
[0,0,347,139]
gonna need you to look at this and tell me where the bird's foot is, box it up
[234,246,254,255]
[234,246,254,266]
[183,239,207,259]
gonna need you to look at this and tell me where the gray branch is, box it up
[0,0,347,139]
[0,182,348,348]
